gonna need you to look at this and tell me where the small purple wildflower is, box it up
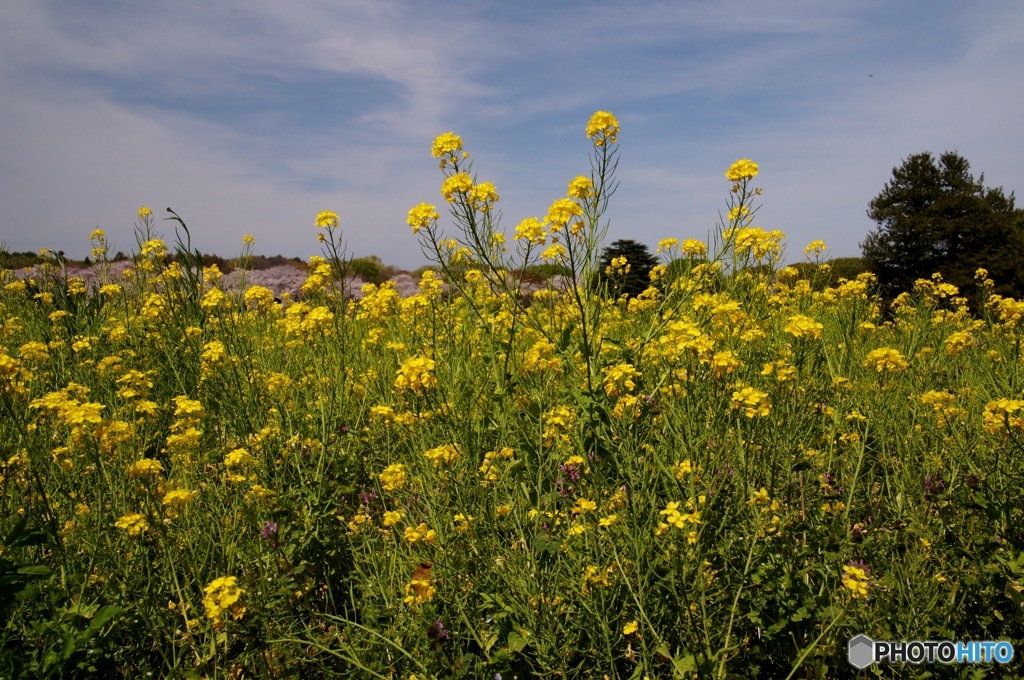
[560,461,582,483]
[821,472,844,497]
[848,559,871,575]
[427,618,450,642]
[924,474,946,497]
[262,521,279,549]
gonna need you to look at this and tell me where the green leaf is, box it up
[80,605,122,641]
[507,631,529,653]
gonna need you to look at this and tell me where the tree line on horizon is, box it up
[5,150,1021,308]
[597,150,1024,308]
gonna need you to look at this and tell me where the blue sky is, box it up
[1,0,1022,269]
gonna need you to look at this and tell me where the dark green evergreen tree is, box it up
[861,151,1024,305]
[596,239,658,297]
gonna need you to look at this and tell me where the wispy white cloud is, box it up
[0,0,1021,269]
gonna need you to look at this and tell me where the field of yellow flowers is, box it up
[1,113,1023,678]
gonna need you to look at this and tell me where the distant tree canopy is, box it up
[596,239,658,297]
[861,151,1024,304]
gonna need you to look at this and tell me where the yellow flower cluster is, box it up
[127,458,164,478]
[541,244,567,263]
[659,501,701,529]
[203,576,246,627]
[574,497,597,514]
[784,314,824,341]
[431,131,463,159]
[723,227,784,261]
[681,239,708,258]
[407,203,440,234]
[404,522,437,545]
[243,285,276,311]
[521,340,561,375]
[863,348,908,373]
[423,443,461,467]
[441,173,473,203]
[478,447,514,485]
[710,350,740,378]
[394,355,437,393]
[982,398,1024,434]
[602,363,640,397]
[162,488,197,519]
[469,182,500,212]
[30,388,105,431]
[314,211,339,229]
[567,175,594,199]
[731,385,771,418]
[581,564,615,593]
[514,217,547,245]
[804,240,827,256]
[605,255,630,277]
[943,331,974,356]
[114,512,149,536]
[224,448,255,468]
[379,463,408,491]
[545,198,584,229]
[585,111,619,146]
[725,158,759,182]
[842,565,869,599]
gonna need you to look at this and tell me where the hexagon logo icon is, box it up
[848,634,875,669]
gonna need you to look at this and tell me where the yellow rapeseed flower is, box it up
[602,363,640,397]
[127,458,164,478]
[424,443,461,467]
[586,111,619,145]
[725,159,759,182]
[546,198,584,229]
[656,237,678,253]
[514,217,547,245]
[114,512,149,536]
[540,244,567,263]
[203,576,245,627]
[841,565,869,599]
[404,522,437,545]
[681,239,708,258]
[784,314,824,341]
[431,132,463,158]
[224,448,255,468]
[804,240,827,256]
[407,203,440,234]
[395,355,437,393]
[162,488,197,507]
[574,498,597,514]
[441,173,473,202]
[863,348,908,372]
[379,463,408,492]
[567,175,594,199]
[314,211,339,228]
[731,386,771,417]
[469,182,500,212]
